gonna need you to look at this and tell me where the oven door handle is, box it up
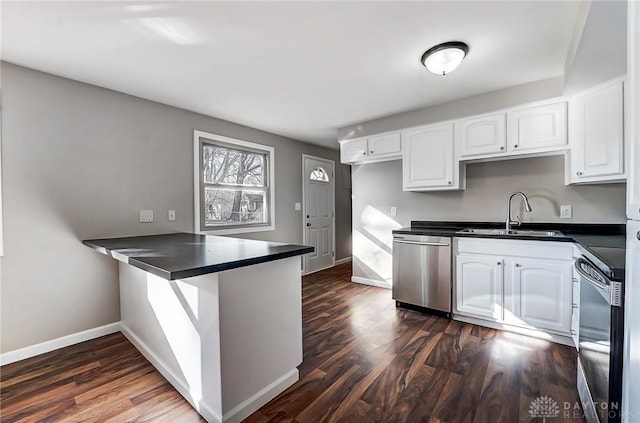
[574,258,610,294]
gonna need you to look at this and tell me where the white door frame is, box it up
[301,154,336,275]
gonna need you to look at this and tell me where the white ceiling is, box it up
[1,1,585,149]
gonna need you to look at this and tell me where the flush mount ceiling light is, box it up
[421,41,469,76]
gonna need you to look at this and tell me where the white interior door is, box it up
[303,155,335,274]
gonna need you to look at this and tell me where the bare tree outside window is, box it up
[202,143,268,226]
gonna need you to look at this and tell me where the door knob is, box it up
[637,231,640,241]
[576,171,583,176]
[513,144,518,148]
[514,263,521,267]
[307,223,311,227]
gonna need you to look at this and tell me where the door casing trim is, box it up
[301,154,336,275]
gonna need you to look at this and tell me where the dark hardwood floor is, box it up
[1,262,584,422]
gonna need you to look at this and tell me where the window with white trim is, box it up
[194,130,275,234]
[310,167,329,182]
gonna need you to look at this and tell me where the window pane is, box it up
[202,144,264,186]
[310,167,329,182]
[204,187,266,226]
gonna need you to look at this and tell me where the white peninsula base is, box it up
[118,256,302,423]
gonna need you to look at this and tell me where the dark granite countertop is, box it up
[83,232,314,280]
[393,221,626,280]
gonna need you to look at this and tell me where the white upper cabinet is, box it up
[340,132,401,164]
[628,2,640,220]
[507,101,567,152]
[340,138,368,163]
[368,132,401,158]
[568,78,625,184]
[457,113,507,157]
[402,122,462,191]
[456,101,567,161]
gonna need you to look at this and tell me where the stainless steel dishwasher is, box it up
[392,234,452,317]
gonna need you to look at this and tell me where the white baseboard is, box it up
[453,314,574,347]
[303,257,353,275]
[120,323,222,423]
[351,276,392,290]
[0,322,121,366]
[122,323,297,423]
[223,368,299,423]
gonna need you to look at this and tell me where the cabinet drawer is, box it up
[456,237,573,260]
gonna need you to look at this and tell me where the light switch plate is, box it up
[294,202,301,211]
[140,210,154,223]
[560,205,572,219]
[168,210,176,221]
[391,206,397,217]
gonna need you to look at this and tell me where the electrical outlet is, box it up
[140,210,154,223]
[391,206,397,217]
[560,205,572,219]
[168,210,176,221]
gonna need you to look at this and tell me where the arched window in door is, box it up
[309,167,329,182]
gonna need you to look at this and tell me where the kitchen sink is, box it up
[457,228,565,237]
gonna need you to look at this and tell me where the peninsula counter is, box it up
[83,233,313,423]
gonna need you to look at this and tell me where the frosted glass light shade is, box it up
[421,42,469,76]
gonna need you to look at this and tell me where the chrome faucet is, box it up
[506,191,533,231]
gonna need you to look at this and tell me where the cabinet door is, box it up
[340,138,368,164]
[507,101,567,152]
[570,80,624,182]
[455,254,503,320]
[402,122,455,190]
[508,258,572,334]
[457,113,507,157]
[368,132,401,158]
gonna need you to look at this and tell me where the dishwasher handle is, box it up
[393,240,450,247]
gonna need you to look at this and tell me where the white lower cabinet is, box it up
[456,254,503,320]
[506,257,573,334]
[455,238,574,337]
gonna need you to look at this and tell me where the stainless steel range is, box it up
[574,251,625,423]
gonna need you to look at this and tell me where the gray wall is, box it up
[352,157,625,283]
[0,62,351,353]
[337,76,565,141]
[340,78,626,284]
